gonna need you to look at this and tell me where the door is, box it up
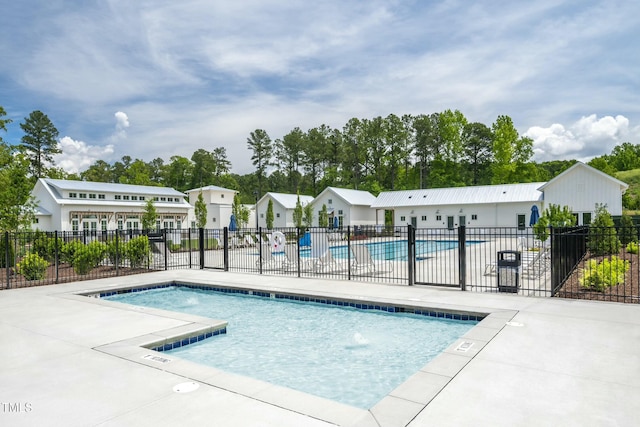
[447,216,454,230]
[517,214,526,230]
[458,215,466,227]
[410,217,417,228]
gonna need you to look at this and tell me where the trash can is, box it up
[497,250,521,293]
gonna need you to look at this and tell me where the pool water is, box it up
[106,286,477,409]
[300,239,481,261]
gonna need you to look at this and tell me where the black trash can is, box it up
[497,250,521,293]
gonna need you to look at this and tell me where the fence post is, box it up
[347,226,352,281]
[258,227,263,274]
[188,228,192,269]
[4,231,10,289]
[296,227,301,277]
[458,225,466,291]
[163,229,168,271]
[115,230,120,276]
[54,231,59,284]
[199,228,204,269]
[407,224,415,286]
[223,227,229,271]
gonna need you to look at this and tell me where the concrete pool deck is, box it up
[1,270,639,426]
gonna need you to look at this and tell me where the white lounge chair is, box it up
[282,244,313,271]
[256,242,281,270]
[352,244,393,275]
[244,234,256,247]
[309,231,347,273]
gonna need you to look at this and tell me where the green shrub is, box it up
[31,232,58,262]
[106,238,125,267]
[16,252,49,280]
[588,204,620,256]
[626,241,639,254]
[61,240,84,265]
[72,241,106,275]
[125,236,151,268]
[618,214,638,246]
[580,256,629,291]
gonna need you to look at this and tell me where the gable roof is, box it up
[41,178,186,197]
[372,182,544,209]
[316,187,376,206]
[537,161,628,192]
[262,192,314,209]
[185,185,236,194]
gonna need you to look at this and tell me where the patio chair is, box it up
[282,244,313,272]
[256,242,281,270]
[351,244,393,275]
[309,232,347,273]
[243,234,256,247]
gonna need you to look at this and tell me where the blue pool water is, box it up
[106,286,477,409]
[300,239,481,261]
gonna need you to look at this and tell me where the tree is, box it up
[318,204,328,228]
[618,214,637,246]
[462,122,493,185]
[141,199,158,230]
[19,110,61,179]
[588,204,620,255]
[491,115,535,184]
[292,193,303,228]
[81,160,113,182]
[0,106,12,135]
[247,129,273,197]
[533,204,576,241]
[266,199,274,229]
[303,203,314,229]
[275,128,304,192]
[164,156,194,192]
[0,143,36,231]
[232,193,250,229]
[194,192,207,228]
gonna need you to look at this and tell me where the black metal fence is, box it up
[2,225,638,303]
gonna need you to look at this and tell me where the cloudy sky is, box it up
[1,0,638,175]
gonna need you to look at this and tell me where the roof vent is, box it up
[408,195,412,199]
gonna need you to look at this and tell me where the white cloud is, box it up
[526,115,639,162]
[112,111,130,140]
[54,136,115,174]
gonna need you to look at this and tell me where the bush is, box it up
[73,241,107,275]
[618,214,638,246]
[626,241,639,254]
[61,240,84,265]
[126,236,151,268]
[580,256,629,291]
[588,205,620,256]
[32,232,58,262]
[16,252,49,280]
[106,238,125,267]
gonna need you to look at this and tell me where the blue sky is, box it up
[1,0,638,175]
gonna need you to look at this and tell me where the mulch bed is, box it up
[0,264,156,290]
[555,250,640,303]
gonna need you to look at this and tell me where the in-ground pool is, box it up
[105,285,478,409]
[299,239,482,261]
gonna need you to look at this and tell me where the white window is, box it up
[69,192,77,198]
[400,216,406,222]
[98,194,105,200]
[436,215,442,221]
[123,195,130,200]
[140,196,145,201]
[79,193,87,199]
[115,195,122,200]
[421,215,427,221]
[276,213,280,218]
[328,199,332,204]
[131,196,138,201]
[89,194,96,199]
[472,214,478,220]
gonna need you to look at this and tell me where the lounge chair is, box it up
[309,231,347,273]
[256,242,281,270]
[282,244,313,272]
[244,234,257,247]
[352,244,393,275]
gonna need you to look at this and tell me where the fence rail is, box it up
[1,225,638,303]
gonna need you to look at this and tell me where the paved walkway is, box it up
[1,270,638,426]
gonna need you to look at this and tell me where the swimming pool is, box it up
[300,239,482,261]
[105,285,478,409]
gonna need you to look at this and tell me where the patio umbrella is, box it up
[529,205,540,226]
[229,214,237,231]
[333,216,339,229]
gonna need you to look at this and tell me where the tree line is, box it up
[1,104,639,232]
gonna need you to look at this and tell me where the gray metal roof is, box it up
[321,187,376,206]
[185,185,236,193]
[371,182,545,208]
[43,178,186,197]
[267,192,314,209]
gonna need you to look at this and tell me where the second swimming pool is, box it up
[106,285,478,409]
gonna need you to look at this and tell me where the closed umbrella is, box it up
[333,216,339,229]
[229,214,237,231]
[529,205,540,226]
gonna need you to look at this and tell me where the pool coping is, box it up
[58,277,517,427]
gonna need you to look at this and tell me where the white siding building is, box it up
[31,178,191,232]
[185,185,237,229]
[371,162,628,229]
[538,162,628,225]
[256,193,314,228]
[311,187,378,227]
[372,182,544,229]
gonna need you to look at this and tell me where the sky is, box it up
[0,0,638,176]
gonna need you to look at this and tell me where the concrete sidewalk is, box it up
[1,270,638,426]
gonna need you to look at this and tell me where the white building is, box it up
[311,187,378,227]
[371,162,628,229]
[185,185,237,229]
[256,192,314,228]
[31,178,192,232]
[538,162,628,225]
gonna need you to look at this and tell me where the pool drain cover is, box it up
[173,382,200,393]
